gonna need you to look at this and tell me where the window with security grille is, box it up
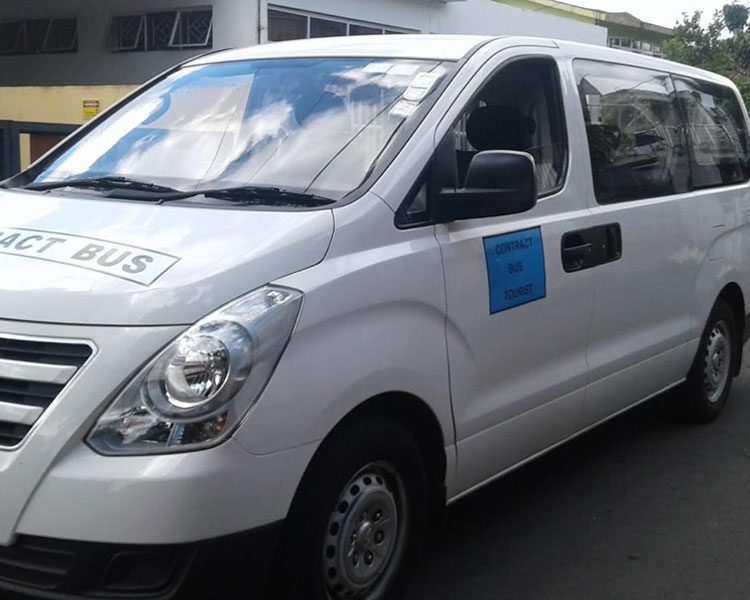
[175,9,213,47]
[0,18,77,55]
[148,12,178,50]
[110,8,212,52]
[25,19,50,53]
[44,18,78,52]
[0,22,24,54]
[110,15,145,51]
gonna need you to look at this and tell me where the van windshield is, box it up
[26,58,450,202]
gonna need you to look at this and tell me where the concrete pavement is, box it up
[409,360,750,600]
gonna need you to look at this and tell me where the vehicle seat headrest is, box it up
[466,105,535,152]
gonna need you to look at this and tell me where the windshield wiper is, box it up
[23,176,180,195]
[168,186,335,207]
[20,179,334,207]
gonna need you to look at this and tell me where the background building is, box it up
[0,0,613,178]
[496,0,674,57]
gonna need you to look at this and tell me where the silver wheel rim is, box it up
[323,462,406,600]
[704,320,731,404]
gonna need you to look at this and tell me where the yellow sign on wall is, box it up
[83,99,101,120]
[0,85,134,125]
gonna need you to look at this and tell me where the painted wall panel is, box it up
[0,0,605,88]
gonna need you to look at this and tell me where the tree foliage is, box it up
[724,2,749,36]
[665,5,750,105]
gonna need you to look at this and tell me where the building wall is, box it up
[492,0,597,25]
[605,23,670,57]
[0,86,133,125]
[0,0,606,87]
[0,0,257,86]
[266,0,605,41]
[0,0,606,175]
[437,0,604,39]
[265,0,435,36]
[0,85,136,173]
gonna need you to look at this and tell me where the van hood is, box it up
[0,190,334,326]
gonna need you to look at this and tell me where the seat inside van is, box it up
[453,58,566,195]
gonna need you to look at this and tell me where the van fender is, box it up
[232,299,454,456]
[689,224,750,368]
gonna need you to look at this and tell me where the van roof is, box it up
[190,34,493,63]
[189,34,734,89]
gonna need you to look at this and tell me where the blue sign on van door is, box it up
[483,227,546,314]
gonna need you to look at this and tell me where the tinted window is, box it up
[350,24,382,35]
[674,77,750,188]
[575,60,690,203]
[310,17,346,38]
[268,9,307,42]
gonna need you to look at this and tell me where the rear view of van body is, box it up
[0,35,748,599]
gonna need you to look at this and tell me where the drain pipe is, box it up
[257,0,265,44]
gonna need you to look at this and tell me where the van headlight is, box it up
[87,286,303,455]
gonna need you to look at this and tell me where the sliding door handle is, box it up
[561,223,621,273]
[562,242,593,255]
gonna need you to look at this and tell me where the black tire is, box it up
[268,416,429,600]
[677,299,738,423]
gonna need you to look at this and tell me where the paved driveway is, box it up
[408,360,750,600]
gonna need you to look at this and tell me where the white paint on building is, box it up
[0,0,606,86]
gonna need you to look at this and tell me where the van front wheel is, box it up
[271,417,428,600]
[678,299,737,423]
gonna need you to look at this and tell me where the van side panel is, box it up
[690,188,750,342]
[566,51,750,427]
[233,192,454,465]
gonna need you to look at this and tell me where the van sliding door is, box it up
[573,59,698,427]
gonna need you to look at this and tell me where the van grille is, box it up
[0,536,75,591]
[0,535,193,598]
[0,335,93,449]
[0,337,91,367]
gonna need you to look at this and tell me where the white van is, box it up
[0,34,748,600]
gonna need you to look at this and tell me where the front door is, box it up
[433,51,596,494]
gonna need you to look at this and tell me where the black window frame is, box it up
[574,59,691,205]
[395,55,570,229]
[673,75,750,191]
[575,58,750,206]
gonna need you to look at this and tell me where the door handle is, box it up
[561,224,621,273]
[562,242,593,255]
[561,238,592,272]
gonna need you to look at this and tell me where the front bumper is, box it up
[0,319,317,547]
[16,440,316,545]
[0,520,283,600]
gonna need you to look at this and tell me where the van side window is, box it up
[575,60,690,204]
[450,57,567,197]
[397,57,567,228]
[674,77,750,188]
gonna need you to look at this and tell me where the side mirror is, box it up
[434,151,537,223]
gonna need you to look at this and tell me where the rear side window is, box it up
[674,77,750,188]
[575,60,690,204]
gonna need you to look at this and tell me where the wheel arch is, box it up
[716,282,746,376]
[326,392,448,520]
